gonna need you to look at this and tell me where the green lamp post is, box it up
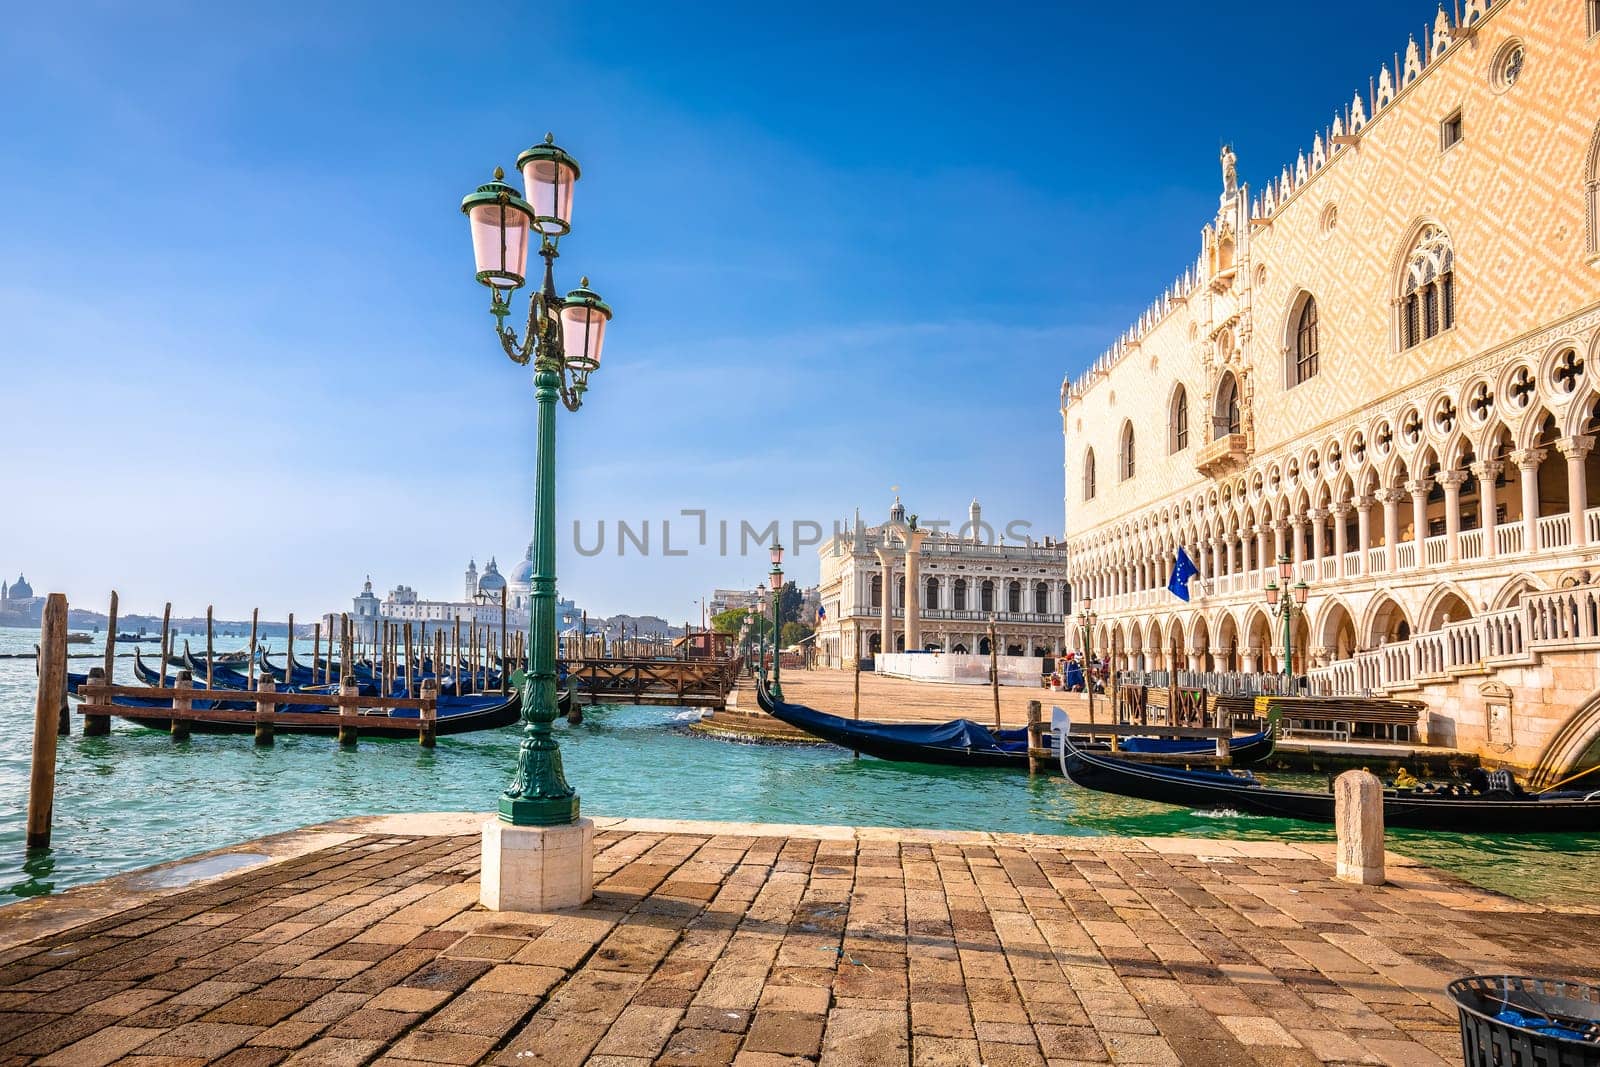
[460,135,613,827]
[1264,554,1309,682]
[768,542,785,701]
[1076,598,1097,724]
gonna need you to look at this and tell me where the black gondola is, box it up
[754,679,1276,769]
[1056,715,1600,833]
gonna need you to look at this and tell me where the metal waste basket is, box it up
[1448,975,1600,1067]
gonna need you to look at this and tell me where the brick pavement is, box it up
[0,815,1594,1066]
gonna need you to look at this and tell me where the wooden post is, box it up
[852,657,861,759]
[1168,633,1178,727]
[404,622,414,698]
[286,613,295,686]
[255,674,276,746]
[453,618,462,695]
[248,607,259,687]
[338,676,359,747]
[988,615,1001,731]
[500,588,508,693]
[341,614,351,683]
[83,666,110,736]
[103,590,118,685]
[158,601,172,689]
[171,670,193,742]
[27,593,68,849]
[1027,699,1043,775]
[205,605,215,692]
[312,622,321,688]
[469,616,478,692]
[419,678,437,748]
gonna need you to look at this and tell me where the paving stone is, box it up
[33,1024,165,1066]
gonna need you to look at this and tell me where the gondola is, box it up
[753,679,1276,769]
[105,687,524,738]
[1055,714,1600,833]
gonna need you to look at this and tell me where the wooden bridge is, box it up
[566,655,743,708]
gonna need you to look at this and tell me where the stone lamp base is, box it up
[480,817,595,912]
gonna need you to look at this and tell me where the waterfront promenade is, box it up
[2,813,1595,1066]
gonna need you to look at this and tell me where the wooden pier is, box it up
[566,654,744,708]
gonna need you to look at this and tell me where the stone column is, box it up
[1438,471,1467,562]
[1309,508,1325,574]
[1558,436,1594,547]
[1380,489,1402,573]
[1356,496,1373,575]
[1512,448,1544,553]
[1290,518,1305,570]
[1406,478,1432,566]
[1256,525,1270,576]
[872,547,896,658]
[1473,459,1502,558]
[1224,536,1236,576]
[1332,504,1350,577]
[902,528,929,653]
[1272,519,1286,563]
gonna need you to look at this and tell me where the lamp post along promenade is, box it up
[1264,555,1309,682]
[460,134,613,911]
[768,543,785,702]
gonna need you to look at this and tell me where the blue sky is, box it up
[1,1,1426,622]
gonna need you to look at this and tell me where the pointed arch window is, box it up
[953,578,967,611]
[925,577,938,609]
[1083,449,1097,500]
[1293,296,1319,385]
[1399,225,1455,349]
[870,574,882,609]
[1170,385,1189,453]
[1214,372,1242,439]
[1587,120,1599,259]
[1118,421,1135,481]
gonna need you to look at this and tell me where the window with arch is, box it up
[1587,119,1599,259]
[980,580,996,613]
[1034,581,1049,614]
[1007,581,1022,613]
[1214,371,1242,439]
[953,578,967,611]
[925,577,938,610]
[1400,225,1455,349]
[1119,421,1135,481]
[870,574,882,609]
[1292,295,1320,386]
[1170,385,1189,453]
[1083,449,1097,500]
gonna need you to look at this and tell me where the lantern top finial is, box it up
[494,165,504,180]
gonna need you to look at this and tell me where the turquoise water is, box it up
[2,626,1596,908]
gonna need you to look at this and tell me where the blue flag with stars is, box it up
[1168,547,1198,602]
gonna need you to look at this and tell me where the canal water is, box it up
[1,627,1595,908]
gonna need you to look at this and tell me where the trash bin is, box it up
[1448,975,1600,1067]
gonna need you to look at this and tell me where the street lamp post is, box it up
[1264,555,1310,683]
[769,542,785,701]
[1076,599,1098,725]
[460,135,612,836]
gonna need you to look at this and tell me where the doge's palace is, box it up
[1061,0,1600,775]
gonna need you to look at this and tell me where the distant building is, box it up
[335,549,586,641]
[709,587,766,617]
[813,499,1070,667]
[0,574,43,626]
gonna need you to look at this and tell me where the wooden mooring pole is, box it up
[158,601,171,689]
[1027,699,1044,776]
[103,590,118,686]
[988,615,1001,731]
[206,605,215,692]
[852,656,861,760]
[247,607,259,688]
[27,593,68,849]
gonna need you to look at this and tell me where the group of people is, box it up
[1049,651,1107,693]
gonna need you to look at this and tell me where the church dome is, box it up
[509,542,534,586]
[10,574,32,599]
[478,557,507,593]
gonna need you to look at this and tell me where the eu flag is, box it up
[1167,547,1198,602]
